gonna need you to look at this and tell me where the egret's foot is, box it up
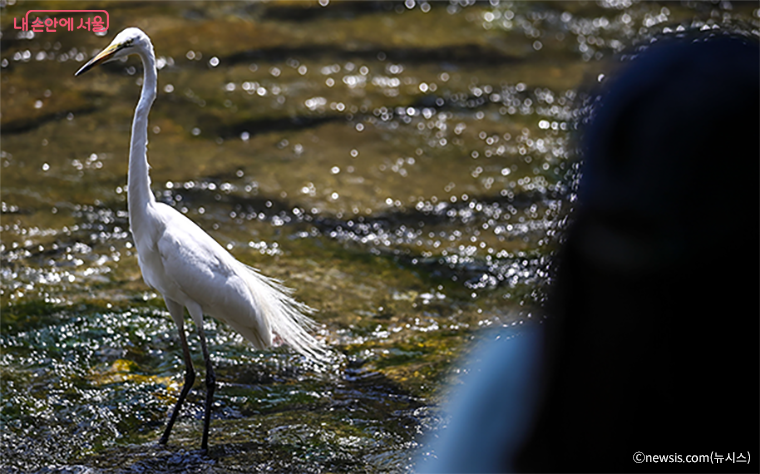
[197,446,209,458]
[200,437,209,453]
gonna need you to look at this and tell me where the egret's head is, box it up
[75,27,151,76]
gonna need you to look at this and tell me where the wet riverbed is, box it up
[2,1,757,472]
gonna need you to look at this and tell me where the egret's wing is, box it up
[154,205,272,349]
[154,203,329,362]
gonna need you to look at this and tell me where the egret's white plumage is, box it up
[75,27,327,453]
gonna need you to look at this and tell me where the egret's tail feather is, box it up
[238,263,330,364]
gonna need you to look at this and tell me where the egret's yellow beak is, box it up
[75,42,124,76]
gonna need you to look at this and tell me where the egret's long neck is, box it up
[128,44,157,229]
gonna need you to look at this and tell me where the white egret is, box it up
[75,27,328,453]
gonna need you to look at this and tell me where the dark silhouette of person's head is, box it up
[515,33,759,472]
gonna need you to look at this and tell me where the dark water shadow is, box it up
[224,43,524,66]
[256,0,401,22]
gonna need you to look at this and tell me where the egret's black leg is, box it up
[160,300,196,446]
[159,325,195,445]
[197,324,216,454]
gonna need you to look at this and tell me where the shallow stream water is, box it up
[2,1,757,472]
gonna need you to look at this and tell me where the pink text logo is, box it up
[13,10,109,34]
